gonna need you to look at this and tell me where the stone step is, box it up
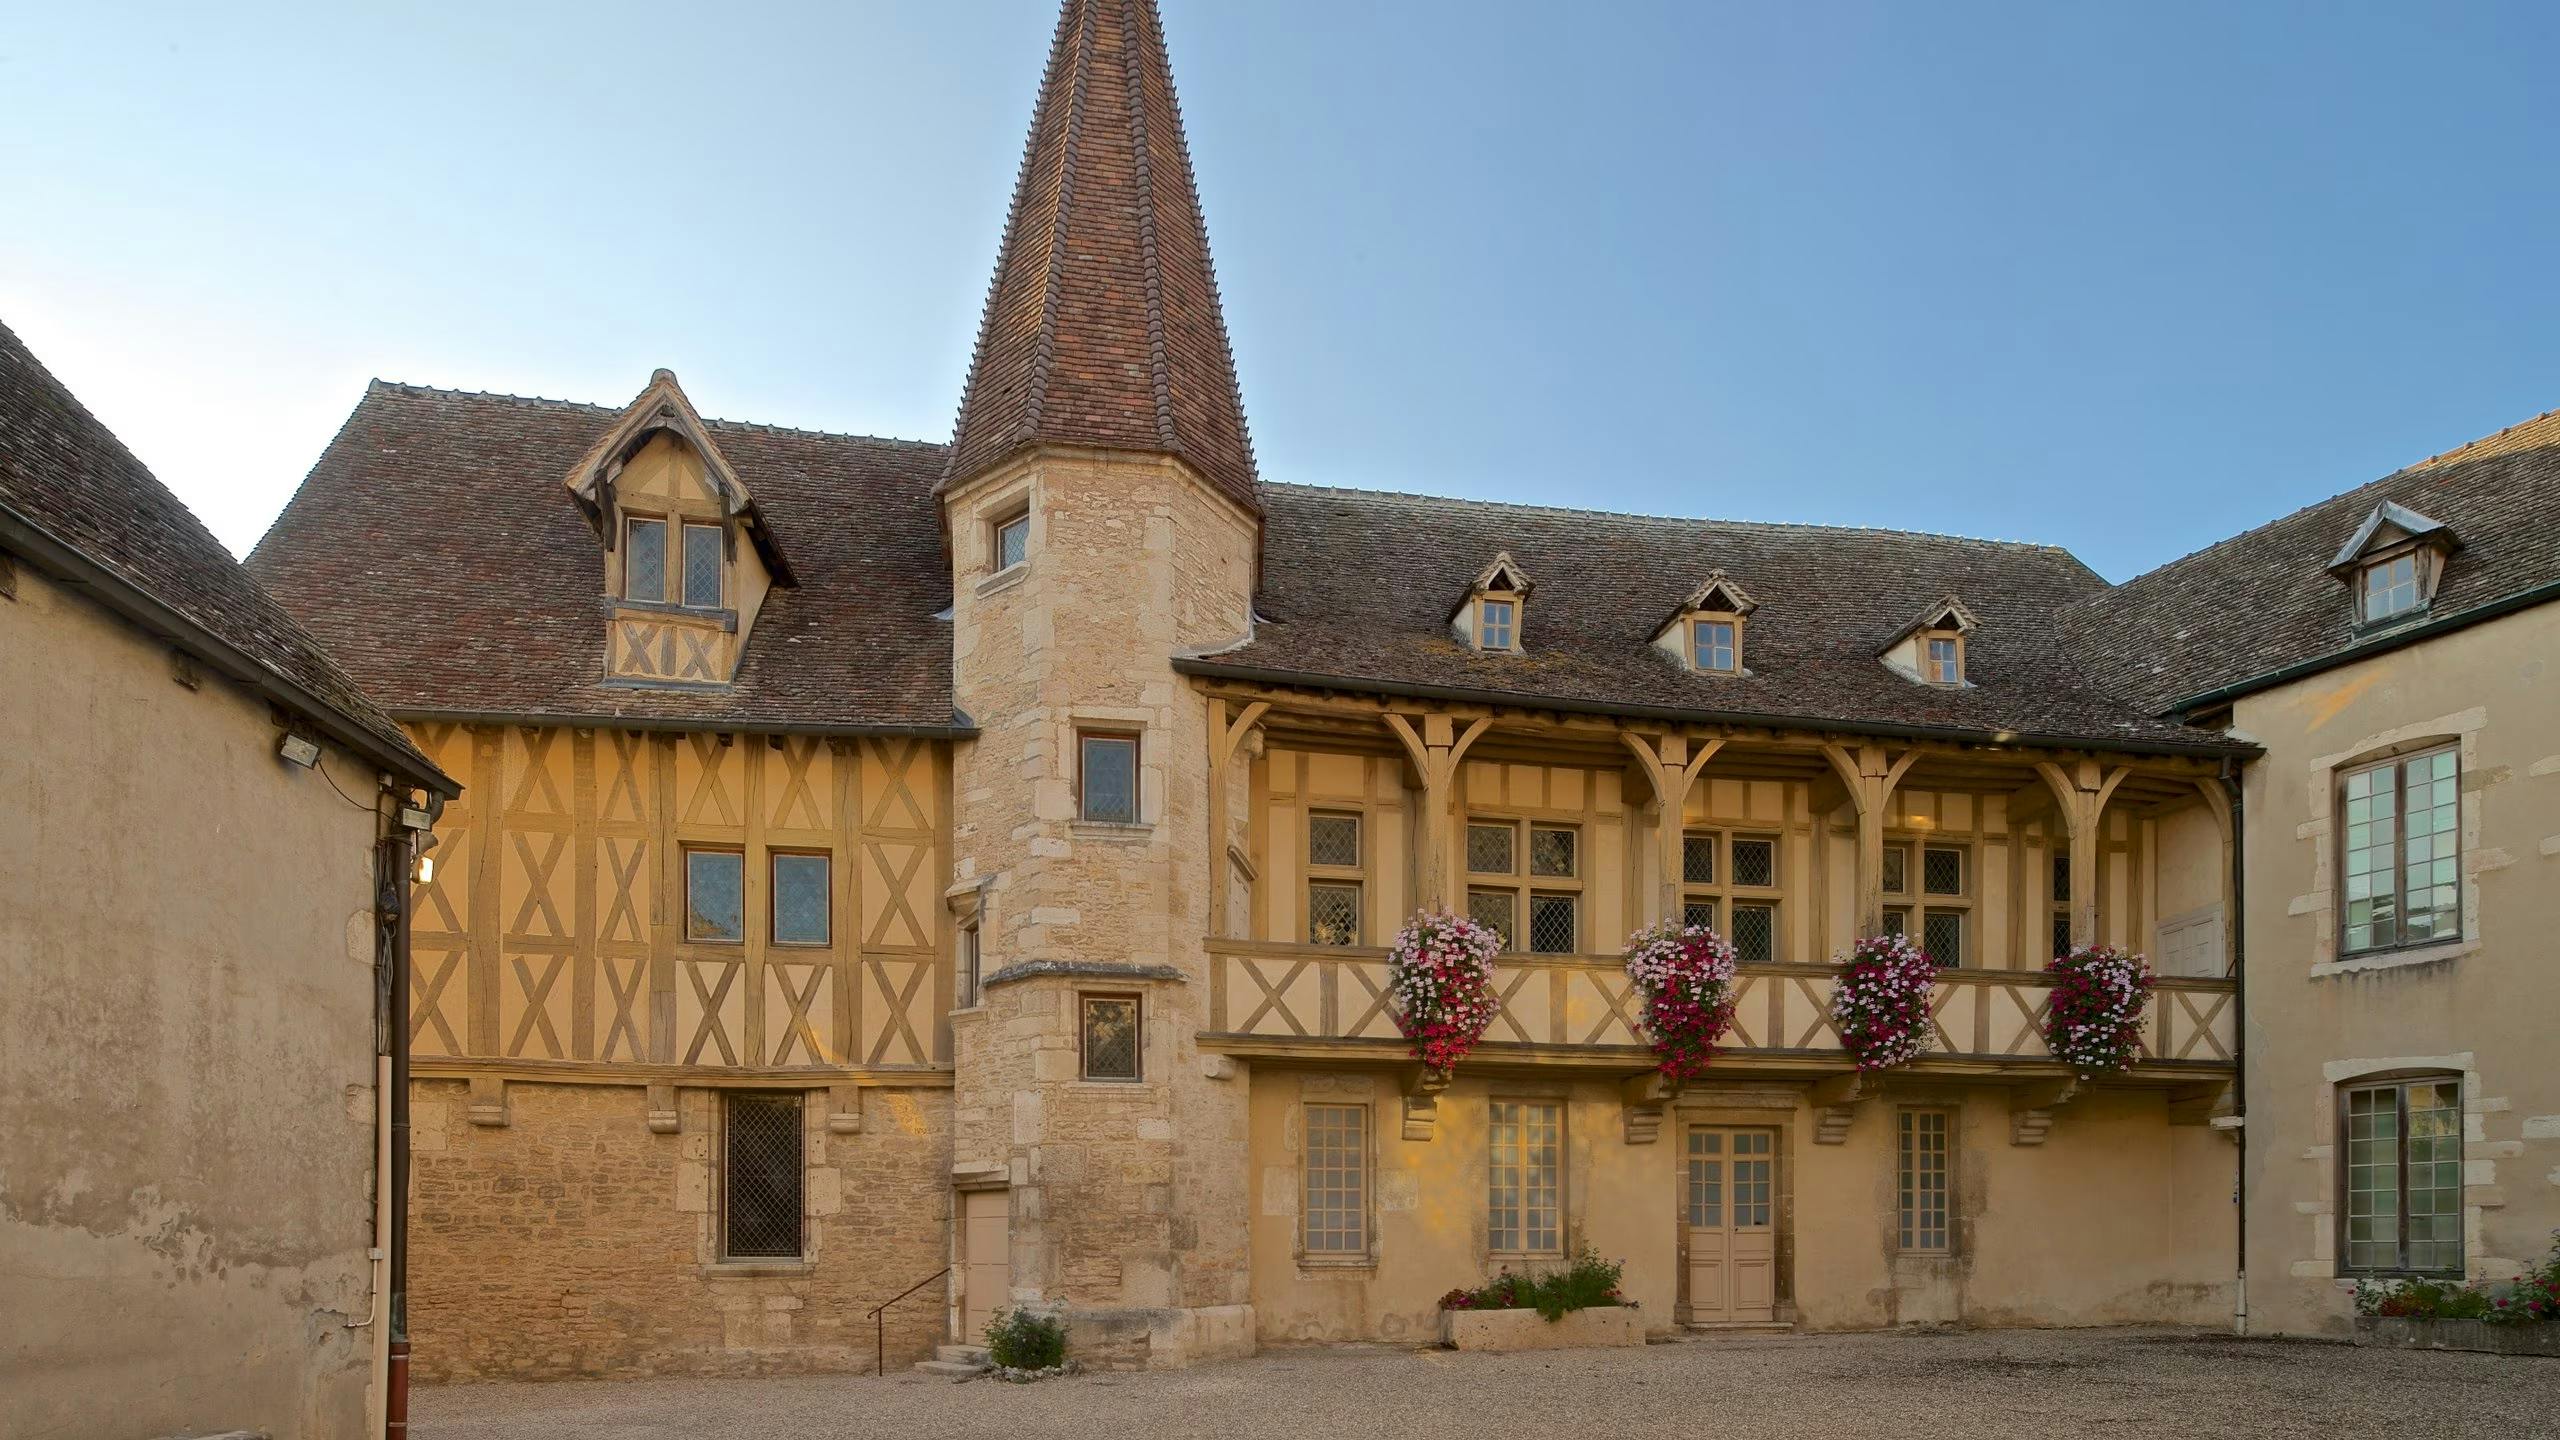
[913,1359,987,1377]
[937,1344,992,1365]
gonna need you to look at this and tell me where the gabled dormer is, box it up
[1651,570,1758,675]
[565,369,794,686]
[1450,552,1533,653]
[1880,595,1976,687]
[2328,500,2459,628]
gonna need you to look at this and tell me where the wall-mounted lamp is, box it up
[278,733,322,769]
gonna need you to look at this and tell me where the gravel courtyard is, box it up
[417,1327,2558,1440]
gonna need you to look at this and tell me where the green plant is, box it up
[1438,1248,1631,1323]
[984,1304,1066,1369]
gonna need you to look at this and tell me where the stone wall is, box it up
[407,1078,953,1381]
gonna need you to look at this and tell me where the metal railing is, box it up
[867,1265,951,1376]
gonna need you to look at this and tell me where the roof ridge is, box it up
[2400,401,2560,473]
[366,378,945,450]
[1262,480,2084,554]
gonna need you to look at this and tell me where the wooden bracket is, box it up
[1808,1070,1874,1145]
[467,1075,510,1128]
[2010,1078,2082,1146]
[1401,1067,1452,1142]
[646,1082,679,1134]
[1621,1072,1677,1145]
[2167,1080,2236,1128]
[827,1083,864,1135]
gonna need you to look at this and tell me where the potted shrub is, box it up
[1437,1250,1645,1351]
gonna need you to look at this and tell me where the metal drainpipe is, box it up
[2222,756,2249,1335]
[376,821,416,1437]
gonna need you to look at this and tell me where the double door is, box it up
[1682,1126,1776,1323]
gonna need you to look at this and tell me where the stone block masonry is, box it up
[407,1078,954,1381]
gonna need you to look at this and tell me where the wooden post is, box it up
[1820,743,1919,935]
[1619,731,1723,925]
[1205,699,1268,939]
[2033,759,2131,948]
[1385,712,1492,912]
[2193,777,2236,976]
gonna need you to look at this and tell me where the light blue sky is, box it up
[5,2,2555,579]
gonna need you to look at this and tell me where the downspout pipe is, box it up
[376,820,416,1436]
[2222,756,2248,1335]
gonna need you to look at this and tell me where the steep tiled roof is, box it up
[2057,407,2560,716]
[0,319,443,787]
[248,382,967,734]
[943,0,1260,514]
[1183,484,2239,753]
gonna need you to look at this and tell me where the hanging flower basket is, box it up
[1621,920,1741,1084]
[1386,910,1504,1075]
[2042,945,2156,1075]
[1829,932,1938,1071]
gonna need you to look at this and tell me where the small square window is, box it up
[1681,833,1717,885]
[1308,813,1362,869]
[1467,888,1517,951]
[1529,894,1579,954]
[994,510,1030,571]
[1731,837,1776,889]
[1308,882,1362,946]
[1923,909,1964,968]
[1081,995,1141,1081]
[2362,553,2421,622]
[623,516,667,602]
[1079,732,1139,825]
[685,848,744,942]
[1923,845,1964,897]
[1881,843,1910,896]
[1691,619,1736,672]
[1925,635,1962,685]
[1466,822,1516,875]
[1479,598,1516,650]
[1883,906,1911,938]
[681,522,723,608]
[1731,903,1776,964]
[770,852,831,946]
[1529,826,1578,878]
[1682,899,1718,932]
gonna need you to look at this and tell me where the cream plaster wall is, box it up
[0,566,385,1439]
[2234,600,2560,1335]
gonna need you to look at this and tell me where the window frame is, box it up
[1465,816,1583,954]
[1299,1101,1374,1263]
[1486,1097,1567,1259]
[1476,595,1518,652]
[2336,744,2462,957]
[2335,1073,2465,1279]
[1681,827,1781,963]
[682,845,747,945]
[1078,991,1144,1083]
[1689,616,1740,674]
[1305,809,1365,946]
[957,917,982,1010]
[720,1090,806,1261]
[679,519,726,609]
[2357,549,2425,625]
[1917,840,1971,968]
[991,506,1031,574]
[1921,630,1965,686]
[1075,728,1143,826]
[1896,1107,1955,1256]
[621,513,670,603]
[2050,850,2074,960]
[767,848,832,948]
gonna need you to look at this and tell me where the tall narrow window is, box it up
[623,516,667,601]
[770,851,831,946]
[958,919,982,1009]
[2341,1076,2463,1276]
[1302,1103,1370,1258]
[2340,747,2461,954]
[2051,853,2074,958]
[1898,1109,1952,1254]
[1924,634,1962,685]
[685,847,745,942]
[1306,811,1364,946]
[723,1092,805,1259]
[680,521,723,608]
[1478,598,1516,650]
[1920,843,1969,967]
[993,509,1030,571]
[1487,1100,1563,1255]
[1691,619,1737,673]
[2361,553,2422,622]
[1078,731,1140,825]
[1684,829,1782,963]
[1080,994,1141,1081]
[1468,819,1581,954]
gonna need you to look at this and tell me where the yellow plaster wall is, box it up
[0,566,383,1439]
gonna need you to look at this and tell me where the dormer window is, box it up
[681,521,723,607]
[622,516,666,602]
[621,514,724,610]
[1655,571,1757,675]
[1881,595,1976,687]
[1453,552,1533,653]
[1924,633,1963,686]
[2330,500,2458,629]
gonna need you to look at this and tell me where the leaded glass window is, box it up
[1302,1104,1369,1256]
[1898,1109,1951,1253]
[685,848,744,942]
[1081,995,1141,1081]
[2343,1077,2463,1276]
[723,1092,804,1259]
[1923,909,1963,968]
[1308,813,1362,870]
[1881,843,1909,896]
[1466,822,1516,876]
[770,852,830,946]
[681,521,723,608]
[1731,903,1776,965]
[623,516,667,601]
[1683,899,1718,932]
[1488,1101,1562,1255]
[1730,837,1776,889]
[1682,833,1717,885]
[994,510,1030,570]
[1308,882,1362,946]
[1528,894,1579,954]
[1079,732,1139,825]
[1467,888,1516,951]
[2341,747,2460,954]
[1922,845,1964,897]
[1529,826,1577,878]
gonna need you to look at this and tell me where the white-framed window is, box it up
[2339,746,2460,954]
[1301,1103,1371,1258]
[1487,1099,1563,1256]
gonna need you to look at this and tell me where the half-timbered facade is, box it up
[240,0,2299,1380]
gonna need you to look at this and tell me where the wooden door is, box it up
[959,1188,1011,1344]
[1682,1127,1777,1323]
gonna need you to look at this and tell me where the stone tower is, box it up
[939,0,1263,1366]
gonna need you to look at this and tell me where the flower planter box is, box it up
[1441,1305,1645,1353]
[2356,1317,2560,1358]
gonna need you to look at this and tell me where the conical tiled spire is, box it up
[943,0,1260,515]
